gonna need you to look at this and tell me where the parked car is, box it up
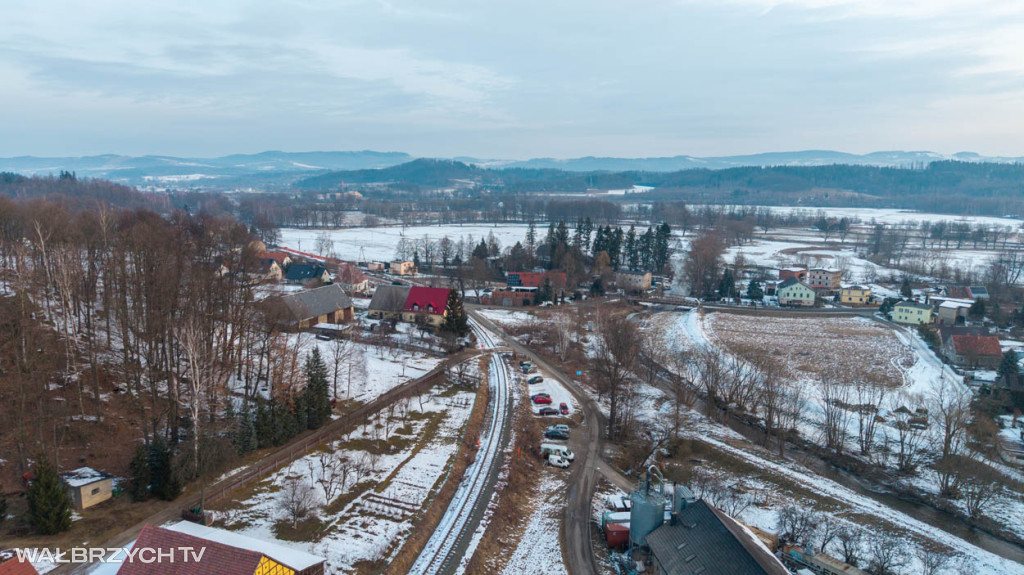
[519,360,531,366]
[541,443,575,461]
[530,393,550,400]
[559,402,569,415]
[546,424,570,434]
[528,376,544,384]
[544,430,569,440]
[315,333,332,341]
[532,396,553,405]
[539,301,554,307]
[546,453,570,468]
[538,407,559,416]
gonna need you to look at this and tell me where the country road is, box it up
[468,308,631,575]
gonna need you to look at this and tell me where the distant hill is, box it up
[496,150,1024,172]
[3,149,1022,191]
[0,150,413,188]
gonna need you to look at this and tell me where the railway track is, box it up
[408,320,510,575]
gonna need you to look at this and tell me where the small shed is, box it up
[60,467,113,510]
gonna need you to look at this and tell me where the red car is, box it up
[559,402,569,415]
[532,396,553,405]
[538,407,559,416]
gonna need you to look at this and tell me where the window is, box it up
[91,487,101,495]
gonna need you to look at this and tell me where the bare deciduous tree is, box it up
[591,311,639,440]
[866,532,909,575]
[278,473,314,529]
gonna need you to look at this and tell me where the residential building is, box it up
[117,522,325,575]
[401,286,450,328]
[367,285,411,320]
[258,251,293,269]
[892,301,933,325]
[777,278,816,306]
[506,271,567,289]
[807,268,842,290]
[615,271,653,292]
[60,467,113,510]
[274,284,354,328]
[969,285,990,300]
[645,500,789,575]
[778,268,807,282]
[938,325,989,346]
[334,262,369,293]
[284,263,330,285]
[367,262,386,272]
[389,261,417,276]
[840,285,872,306]
[942,334,1003,369]
[937,300,973,326]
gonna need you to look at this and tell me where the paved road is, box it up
[408,319,514,575]
[468,308,627,575]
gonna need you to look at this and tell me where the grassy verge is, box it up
[382,355,492,575]
[462,387,543,574]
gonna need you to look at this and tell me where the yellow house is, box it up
[840,286,872,306]
[893,301,933,325]
[389,261,417,276]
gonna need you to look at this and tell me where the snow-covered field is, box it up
[706,313,913,387]
[697,205,1024,228]
[279,224,534,262]
[210,380,478,574]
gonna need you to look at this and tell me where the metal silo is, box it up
[629,466,666,547]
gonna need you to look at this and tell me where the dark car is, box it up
[532,396,553,405]
[559,402,569,415]
[519,360,531,366]
[544,430,569,440]
[528,376,544,384]
[538,407,559,416]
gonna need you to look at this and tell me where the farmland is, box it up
[705,313,914,387]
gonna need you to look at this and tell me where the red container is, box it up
[605,522,630,548]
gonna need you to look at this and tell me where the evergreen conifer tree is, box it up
[304,349,331,429]
[234,409,258,455]
[746,279,764,301]
[148,436,182,501]
[127,444,152,501]
[441,289,469,335]
[26,458,72,535]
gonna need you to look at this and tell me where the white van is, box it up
[541,443,574,461]
[547,453,570,468]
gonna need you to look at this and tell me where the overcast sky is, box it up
[2,0,1023,159]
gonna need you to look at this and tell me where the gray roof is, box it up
[285,263,327,281]
[369,284,411,313]
[778,277,808,290]
[645,500,788,575]
[279,284,353,322]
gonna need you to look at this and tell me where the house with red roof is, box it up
[942,334,1003,369]
[401,286,450,328]
[0,553,39,575]
[117,523,324,575]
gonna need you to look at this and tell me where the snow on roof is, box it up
[971,370,999,383]
[60,467,111,488]
[939,300,972,309]
[165,520,324,571]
